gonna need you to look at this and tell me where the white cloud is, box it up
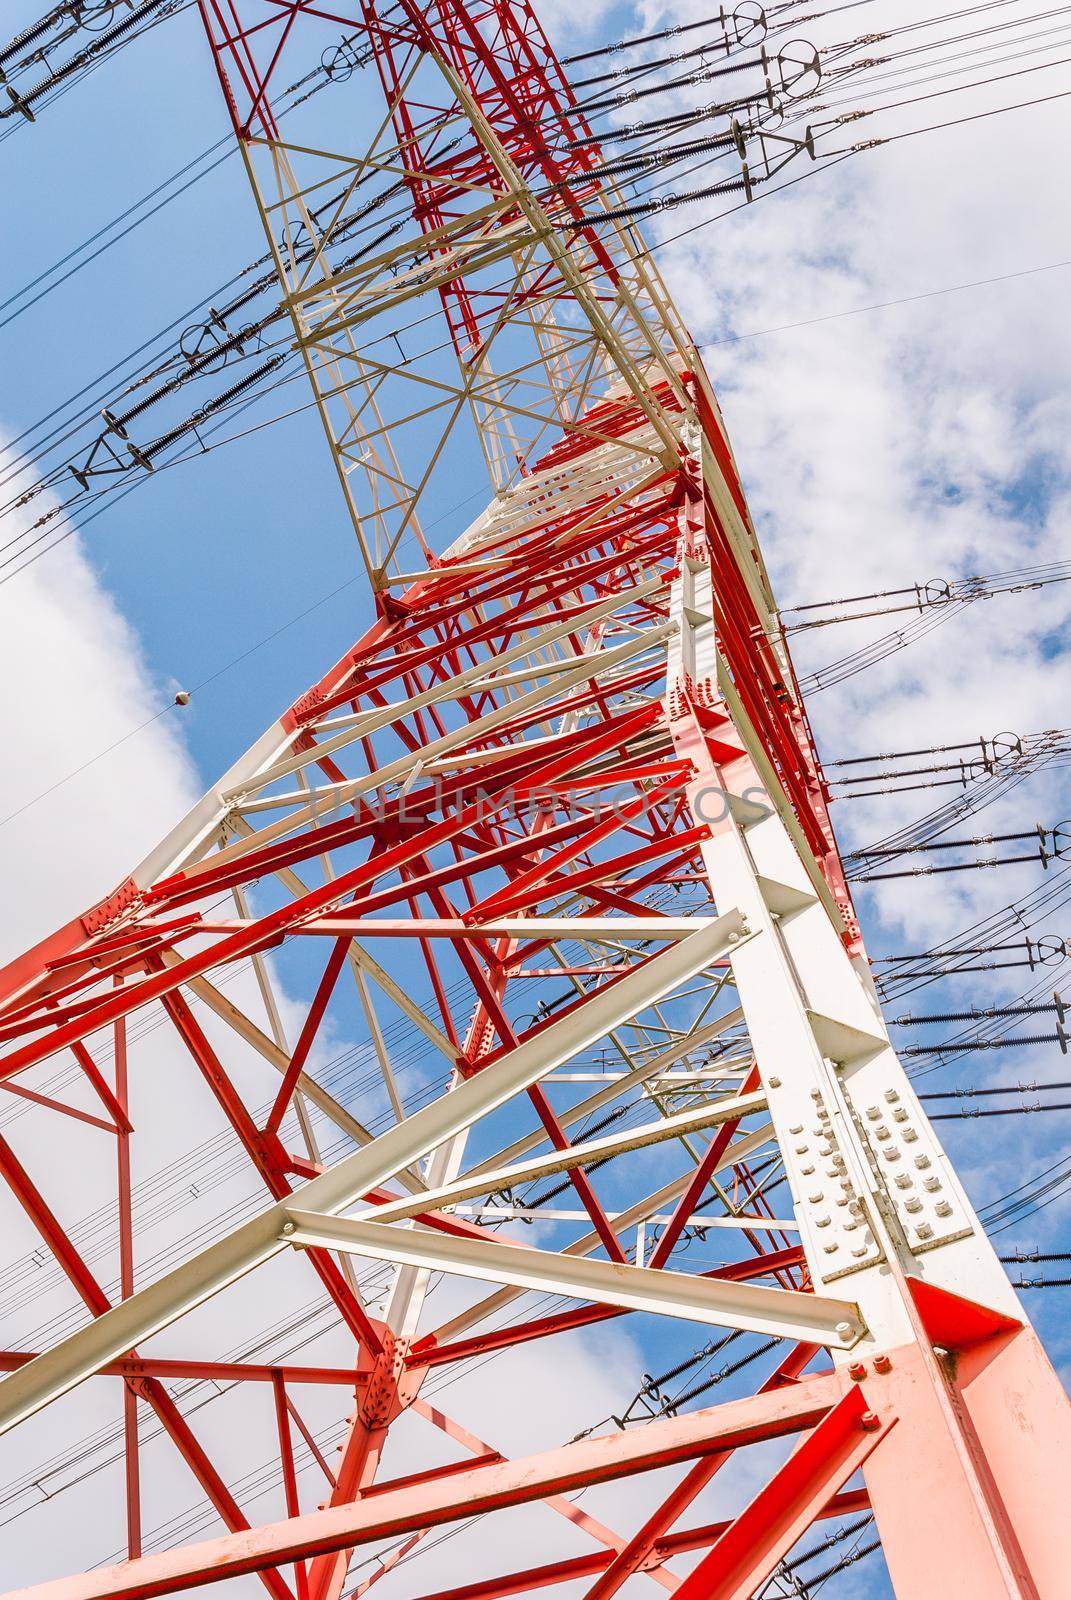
[0,445,199,963]
[650,0,1071,948]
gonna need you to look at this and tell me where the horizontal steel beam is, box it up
[283,1211,865,1348]
[426,1124,777,1348]
[7,1369,853,1600]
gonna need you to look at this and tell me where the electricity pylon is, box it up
[1,4,1068,1597]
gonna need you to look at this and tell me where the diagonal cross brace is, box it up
[0,913,746,1437]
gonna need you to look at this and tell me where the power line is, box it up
[700,257,1071,347]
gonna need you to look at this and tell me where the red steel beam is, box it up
[406,1489,873,1600]
[6,1367,860,1600]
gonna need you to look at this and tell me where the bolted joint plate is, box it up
[844,1081,975,1256]
[780,1082,885,1285]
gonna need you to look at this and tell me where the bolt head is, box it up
[861,1410,881,1432]
[834,1320,855,1342]
[873,1353,892,1373]
[848,1360,866,1380]
[281,1220,296,1236]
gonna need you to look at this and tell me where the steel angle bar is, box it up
[426,1125,778,1348]
[671,1386,890,1600]
[0,911,746,1435]
[357,1089,769,1224]
[219,621,672,803]
[283,1211,865,1348]
[7,1370,850,1600]
[468,1011,745,1176]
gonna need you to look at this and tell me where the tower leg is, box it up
[862,1323,1071,1600]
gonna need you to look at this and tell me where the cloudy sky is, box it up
[0,0,1069,1594]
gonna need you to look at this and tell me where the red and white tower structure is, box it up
[0,4,1068,1596]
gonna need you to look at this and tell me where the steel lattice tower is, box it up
[0,4,1068,1597]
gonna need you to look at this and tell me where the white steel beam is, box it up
[282,1211,864,1348]
[426,1123,777,1347]
[0,911,746,1436]
[357,1089,768,1225]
